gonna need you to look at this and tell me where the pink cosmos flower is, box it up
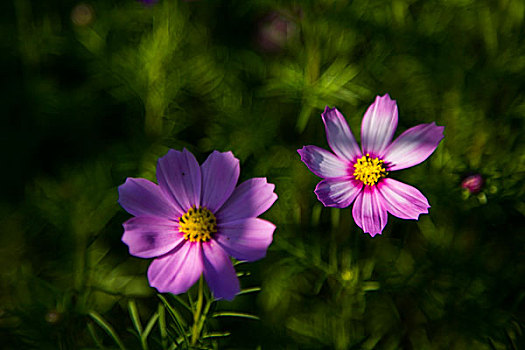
[298,94,444,237]
[118,149,277,300]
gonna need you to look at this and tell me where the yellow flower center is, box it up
[353,154,387,186]
[178,206,217,242]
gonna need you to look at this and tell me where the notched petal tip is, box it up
[367,231,383,238]
[428,122,445,138]
[351,188,388,237]
[321,105,338,117]
[377,93,395,103]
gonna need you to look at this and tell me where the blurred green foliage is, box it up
[1,0,524,348]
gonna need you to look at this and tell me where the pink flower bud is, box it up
[461,174,484,194]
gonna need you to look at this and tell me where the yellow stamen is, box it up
[178,206,217,242]
[353,154,387,186]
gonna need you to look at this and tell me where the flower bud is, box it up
[461,174,484,194]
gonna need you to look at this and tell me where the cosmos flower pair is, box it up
[119,94,443,300]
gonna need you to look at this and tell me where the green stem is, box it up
[195,295,214,342]
[191,276,204,346]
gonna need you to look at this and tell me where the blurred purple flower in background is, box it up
[118,149,277,300]
[138,0,158,6]
[298,95,444,237]
[255,11,297,52]
[461,174,484,194]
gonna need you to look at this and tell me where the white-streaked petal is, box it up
[383,122,445,171]
[377,178,430,219]
[352,186,388,237]
[322,106,361,162]
[298,145,349,178]
[361,94,398,156]
[314,177,363,208]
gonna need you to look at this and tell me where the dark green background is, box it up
[1,0,524,348]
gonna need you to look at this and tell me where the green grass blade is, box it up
[143,312,159,340]
[202,331,231,339]
[157,294,188,345]
[128,300,143,335]
[211,312,260,321]
[89,311,126,350]
[237,287,261,296]
[171,294,191,312]
[158,304,168,350]
[87,321,105,349]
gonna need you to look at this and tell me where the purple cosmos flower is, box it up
[118,149,277,300]
[298,94,444,237]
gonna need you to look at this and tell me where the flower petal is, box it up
[157,149,201,212]
[216,178,277,223]
[377,178,430,219]
[383,122,444,171]
[314,177,363,208]
[352,186,388,237]
[147,241,203,295]
[118,178,183,219]
[322,107,362,162]
[122,216,184,258]
[202,241,240,301]
[215,218,275,262]
[200,151,240,212]
[297,145,349,178]
[361,94,398,156]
